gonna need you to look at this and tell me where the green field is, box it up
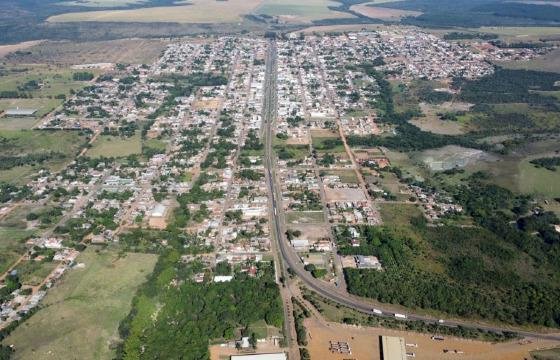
[0,98,60,130]
[324,169,358,183]
[4,248,157,360]
[518,158,560,197]
[0,228,35,274]
[0,130,86,184]
[286,211,325,224]
[88,133,141,158]
[16,260,57,286]
[379,203,423,227]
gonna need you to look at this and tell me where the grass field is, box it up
[350,2,421,20]
[286,211,325,224]
[256,0,353,22]
[48,0,262,23]
[0,228,35,274]
[518,158,560,197]
[61,0,147,7]
[0,130,86,184]
[531,347,560,360]
[4,39,168,65]
[0,65,96,98]
[0,99,60,130]
[324,169,358,183]
[88,133,141,158]
[379,203,423,226]
[4,248,157,360]
[16,260,57,286]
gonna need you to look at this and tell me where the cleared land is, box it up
[350,3,422,20]
[88,133,142,158]
[0,41,43,58]
[48,0,262,23]
[4,248,157,360]
[0,228,34,274]
[4,39,168,65]
[304,317,560,360]
[379,203,423,227]
[286,211,325,224]
[256,0,354,22]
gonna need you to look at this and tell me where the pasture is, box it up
[499,48,560,74]
[379,203,422,227]
[0,228,34,274]
[88,133,142,158]
[350,3,422,20]
[4,248,157,360]
[48,0,262,23]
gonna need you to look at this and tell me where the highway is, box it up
[261,38,560,343]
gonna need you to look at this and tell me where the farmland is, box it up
[48,0,262,23]
[4,248,157,360]
[350,2,422,20]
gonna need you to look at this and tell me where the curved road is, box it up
[262,38,560,342]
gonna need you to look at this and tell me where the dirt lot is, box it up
[304,318,560,360]
[290,224,330,241]
[194,99,221,110]
[350,3,422,20]
[324,187,367,202]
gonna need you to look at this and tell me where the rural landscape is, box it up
[0,0,560,359]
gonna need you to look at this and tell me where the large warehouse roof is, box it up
[381,336,407,360]
[231,353,287,360]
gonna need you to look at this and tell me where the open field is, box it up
[518,157,560,197]
[0,99,60,130]
[473,26,560,37]
[0,228,34,274]
[61,0,147,7]
[324,170,358,183]
[16,260,58,286]
[298,23,387,34]
[0,130,86,184]
[324,187,367,202]
[499,48,560,74]
[304,317,560,360]
[4,39,168,65]
[379,203,422,226]
[48,0,262,23]
[0,64,97,98]
[88,133,141,158]
[0,41,43,58]
[532,347,560,359]
[286,211,325,224]
[256,0,353,23]
[4,248,157,360]
[350,3,422,21]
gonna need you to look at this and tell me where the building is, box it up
[380,336,406,360]
[4,108,37,117]
[231,354,287,360]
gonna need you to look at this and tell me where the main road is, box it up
[261,38,560,342]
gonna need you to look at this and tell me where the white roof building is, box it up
[231,354,287,360]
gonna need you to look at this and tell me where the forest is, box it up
[118,251,283,359]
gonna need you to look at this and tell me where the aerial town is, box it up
[1,25,559,360]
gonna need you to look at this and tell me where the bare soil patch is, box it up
[324,187,367,202]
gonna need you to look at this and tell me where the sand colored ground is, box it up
[324,187,367,202]
[0,41,43,58]
[194,99,221,110]
[350,3,422,21]
[48,0,261,23]
[304,317,560,360]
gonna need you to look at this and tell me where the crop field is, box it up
[4,248,157,360]
[256,0,353,22]
[48,0,262,23]
[4,39,168,65]
[88,133,142,158]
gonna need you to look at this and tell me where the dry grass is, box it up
[350,3,422,20]
[0,41,43,58]
[48,0,262,23]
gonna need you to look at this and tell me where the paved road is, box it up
[262,39,560,342]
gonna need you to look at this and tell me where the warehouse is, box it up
[380,336,406,360]
[4,108,37,117]
[230,353,287,360]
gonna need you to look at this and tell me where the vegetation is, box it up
[530,157,560,171]
[118,252,283,359]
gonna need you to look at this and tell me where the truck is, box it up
[372,308,383,315]
[394,313,407,320]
